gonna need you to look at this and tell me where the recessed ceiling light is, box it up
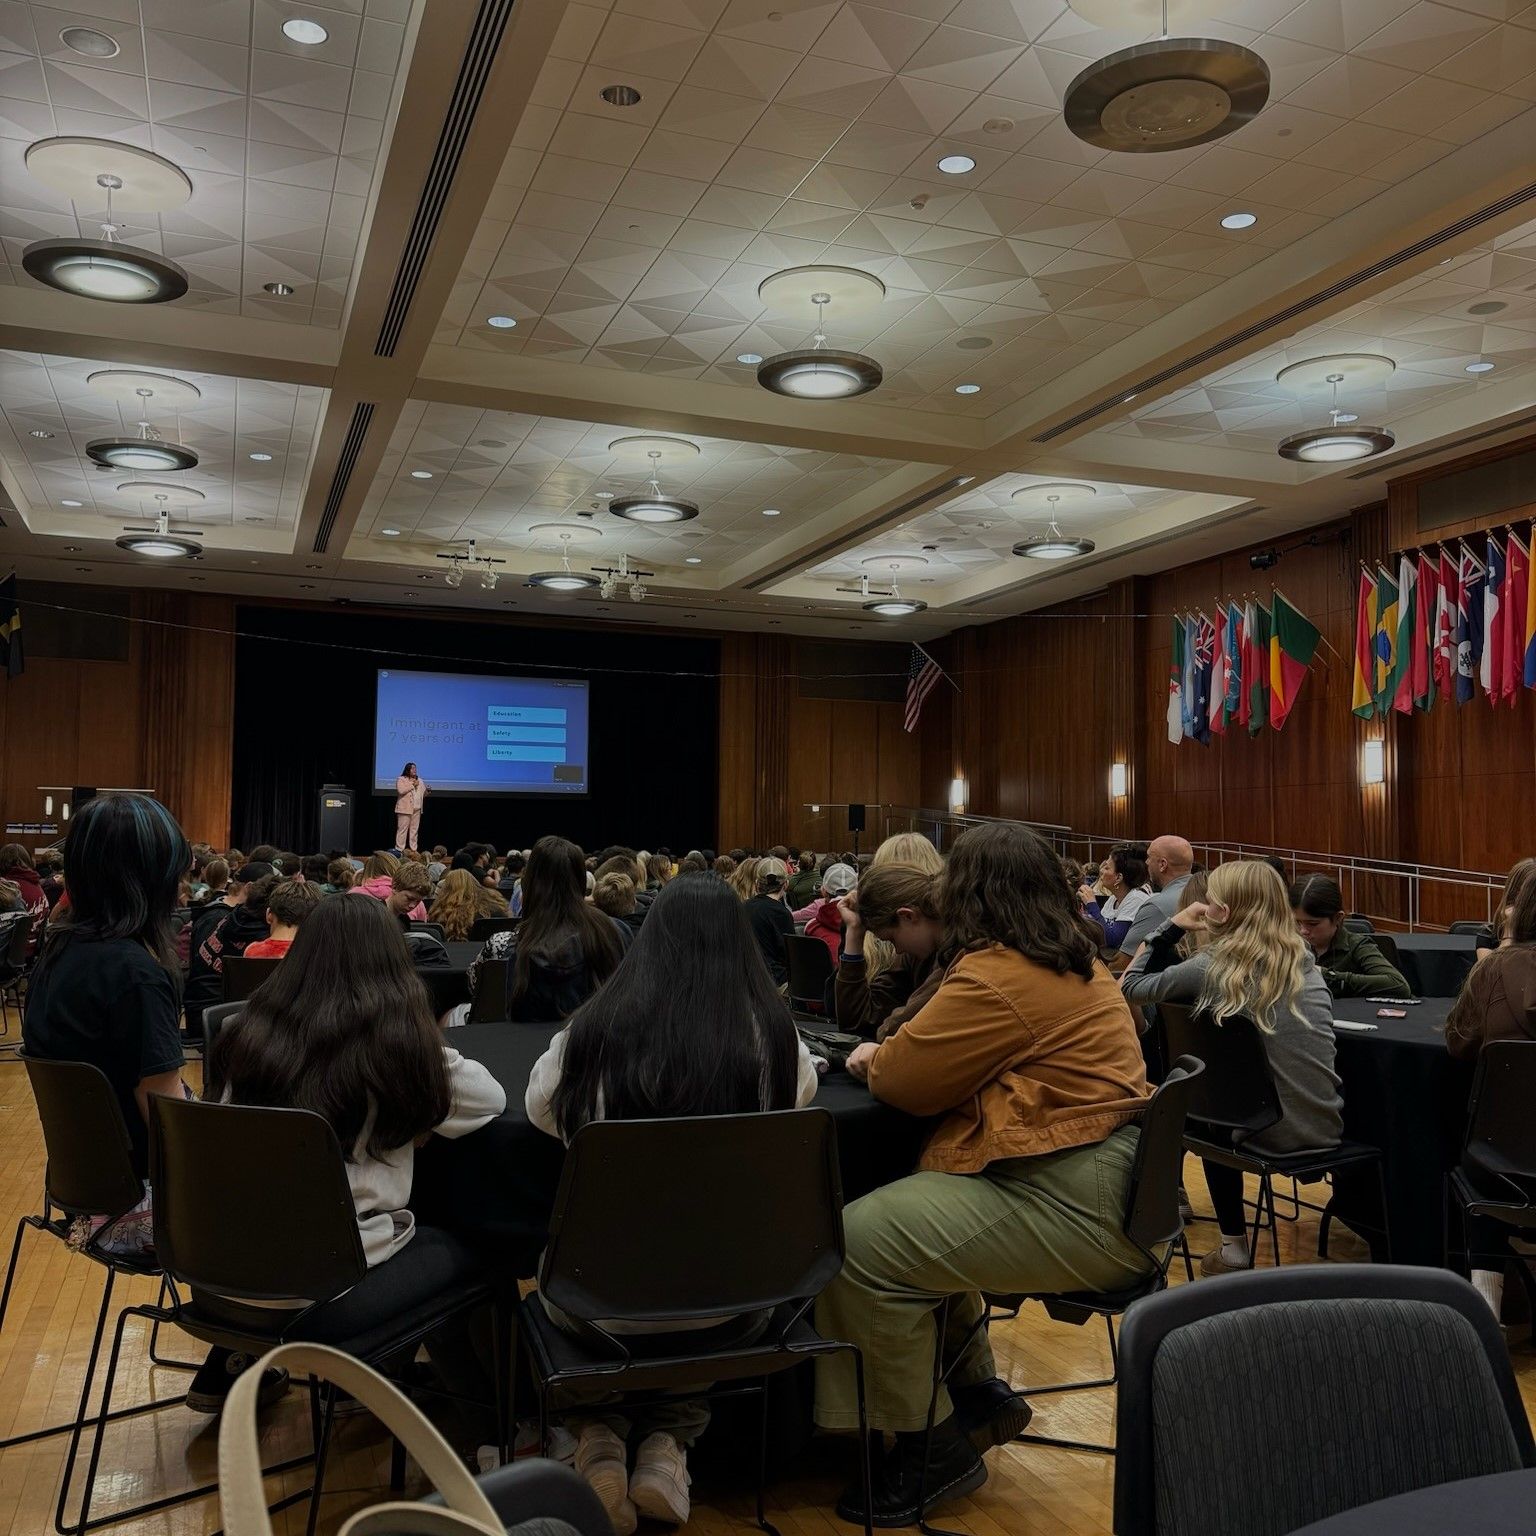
[1335,412,1359,424]
[955,383,981,395]
[1465,360,1495,374]
[64,545,81,552]
[1277,425,1395,463]
[60,26,120,58]
[762,508,781,517]
[299,583,315,590]
[248,451,273,461]
[1220,211,1257,230]
[282,17,328,44]
[601,84,642,107]
[61,499,83,507]
[410,470,433,479]
[381,527,401,536]
[736,352,763,365]
[262,281,294,296]
[937,154,976,174]
[487,314,517,329]
[29,428,54,439]
[1468,300,1506,316]
[685,556,703,564]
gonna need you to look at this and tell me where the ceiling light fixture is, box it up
[248,451,273,461]
[1063,18,1270,154]
[756,268,885,400]
[608,450,699,523]
[60,26,120,58]
[487,314,517,329]
[115,507,202,559]
[736,352,763,365]
[410,469,433,479]
[262,280,294,296]
[87,409,197,471]
[762,508,781,517]
[381,527,400,536]
[29,428,54,439]
[1276,369,1393,463]
[1465,360,1495,374]
[1012,492,1095,560]
[850,570,926,617]
[529,532,601,591]
[1220,211,1256,229]
[601,84,642,107]
[955,383,980,395]
[937,153,976,174]
[685,556,703,565]
[21,141,192,302]
[282,17,329,44]
[61,499,83,507]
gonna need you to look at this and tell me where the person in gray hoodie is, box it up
[1122,858,1341,1275]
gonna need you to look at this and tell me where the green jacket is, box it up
[786,870,820,910]
[1315,927,1412,999]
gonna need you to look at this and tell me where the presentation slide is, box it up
[372,669,590,797]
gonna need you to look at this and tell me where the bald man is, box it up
[1112,835,1195,970]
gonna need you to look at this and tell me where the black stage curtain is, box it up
[230,605,719,856]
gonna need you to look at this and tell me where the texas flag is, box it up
[1433,546,1458,703]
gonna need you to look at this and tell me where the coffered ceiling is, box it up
[2,0,1536,638]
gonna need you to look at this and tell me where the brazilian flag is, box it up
[1373,564,1400,715]
[0,575,21,678]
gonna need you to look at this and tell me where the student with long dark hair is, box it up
[526,874,816,1534]
[468,836,626,1022]
[1289,873,1411,998]
[814,823,1151,1526]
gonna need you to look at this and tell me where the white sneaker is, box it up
[512,1422,578,1464]
[574,1423,636,1536]
[629,1432,691,1525]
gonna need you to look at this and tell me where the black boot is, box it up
[951,1376,1033,1451]
[835,1416,985,1528]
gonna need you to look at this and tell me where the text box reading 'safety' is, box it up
[486,744,568,762]
[486,706,567,725]
[486,725,566,744]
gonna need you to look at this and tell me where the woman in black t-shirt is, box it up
[22,794,285,1418]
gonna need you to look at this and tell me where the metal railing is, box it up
[809,804,1507,933]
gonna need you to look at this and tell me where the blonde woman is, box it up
[429,867,509,942]
[859,831,943,995]
[727,855,762,903]
[835,862,944,1040]
[1121,859,1341,1275]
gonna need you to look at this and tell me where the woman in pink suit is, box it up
[394,762,427,852]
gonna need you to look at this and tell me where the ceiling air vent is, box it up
[312,403,375,555]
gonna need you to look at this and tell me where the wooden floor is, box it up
[3,1052,1534,1536]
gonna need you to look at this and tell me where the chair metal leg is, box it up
[755,1378,781,1536]
[146,1279,200,1371]
[1266,1176,1282,1267]
[1178,1232,1195,1283]
[304,1385,338,1536]
[850,1347,874,1536]
[1015,1314,1117,1456]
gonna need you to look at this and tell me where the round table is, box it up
[1388,933,1478,998]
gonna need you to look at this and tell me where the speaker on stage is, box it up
[847,802,866,834]
[318,785,353,853]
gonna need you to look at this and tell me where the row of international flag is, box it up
[1165,591,1321,744]
[1351,529,1536,717]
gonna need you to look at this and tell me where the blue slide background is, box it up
[373,670,590,796]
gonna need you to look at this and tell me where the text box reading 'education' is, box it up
[486,725,566,744]
[486,706,567,725]
[486,745,567,762]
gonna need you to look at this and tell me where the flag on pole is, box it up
[1526,538,1536,690]
[1392,551,1417,715]
[1269,590,1321,731]
[1190,613,1214,744]
[1413,548,1437,711]
[0,576,20,679]
[902,644,944,732]
[1245,596,1270,735]
[1483,532,1505,701]
[1181,613,1200,740]
[1166,615,1185,745]
[1433,547,1458,703]
[1373,563,1401,715]
[1225,600,1244,725]
[1207,607,1228,736]
[1503,532,1528,706]
[1351,567,1377,720]
[1458,545,1485,705]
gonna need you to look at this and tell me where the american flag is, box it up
[904,644,944,733]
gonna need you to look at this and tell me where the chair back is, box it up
[406,920,447,944]
[1113,1265,1536,1536]
[540,1109,844,1325]
[1342,914,1374,934]
[150,1095,366,1303]
[22,1055,144,1221]
[221,955,280,1001]
[199,1002,245,1082]
[467,959,510,1023]
[468,916,518,943]
[0,911,31,979]
[1463,1041,1536,1190]
[1122,1055,1202,1255]
[404,929,450,966]
[1156,1003,1280,1139]
[1371,930,1402,969]
[1449,920,1487,936]
[783,934,835,1009]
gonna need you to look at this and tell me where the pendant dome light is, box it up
[1277,365,1394,464]
[755,267,885,400]
[86,380,198,470]
[529,533,601,591]
[115,503,202,558]
[1012,491,1095,560]
[608,451,699,523]
[846,568,926,616]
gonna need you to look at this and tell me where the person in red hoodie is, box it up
[802,862,857,964]
[0,844,51,954]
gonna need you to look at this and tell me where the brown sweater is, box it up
[1445,944,1536,1061]
[866,943,1150,1174]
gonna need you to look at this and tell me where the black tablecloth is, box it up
[1287,1469,1536,1535]
[417,941,483,1017]
[411,1024,929,1277]
[1390,933,1477,998]
[1328,997,1472,1266]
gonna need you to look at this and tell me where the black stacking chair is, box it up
[4,1057,204,1536]
[1113,1265,1536,1536]
[77,1096,509,1536]
[468,958,511,1023]
[1370,930,1403,971]
[468,916,518,943]
[783,933,835,1017]
[912,1059,1203,1534]
[0,910,33,1035]
[1446,1040,1536,1308]
[406,920,448,944]
[1159,1003,1391,1266]
[198,1001,245,1075]
[518,1108,872,1536]
[1449,920,1487,935]
[1342,915,1375,933]
[221,955,280,1001]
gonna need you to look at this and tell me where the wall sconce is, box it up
[949,776,967,814]
[810,803,821,814]
[44,795,53,817]
[1361,739,1385,787]
[1109,762,1127,799]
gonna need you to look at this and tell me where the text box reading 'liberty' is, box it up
[486,724,567,744]
[486,706,567,725]
[486,745,567,762]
